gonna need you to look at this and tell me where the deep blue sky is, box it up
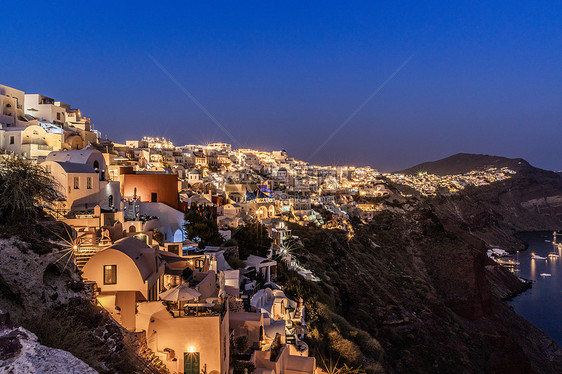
[2,1,561,171]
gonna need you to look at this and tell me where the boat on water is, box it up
[531,254,547,260]
[495,258,520,267]
[540,273,552,277]
[548,253,560,258]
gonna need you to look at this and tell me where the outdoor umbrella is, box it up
[159,284,201,301]
[160,284,202,317]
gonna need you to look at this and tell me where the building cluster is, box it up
[1,83,389,374]
[385,168,516,196]
[0,84,99,159]
[0,83,519,373]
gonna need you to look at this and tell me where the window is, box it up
[87,177,92,189]
[74,177,79,189]
[103,265,117,284]
[151,192,158,202]
[56,112,61,120]
[9,136,14,145]
[168,244,180,255]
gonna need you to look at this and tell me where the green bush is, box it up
[0,157,61,224]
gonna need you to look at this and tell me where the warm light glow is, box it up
[188,346,195,353]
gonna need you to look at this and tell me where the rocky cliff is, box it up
[428,156,562,251]
[0,219,151,373]
[287,208,562,373]
[0,311,97,373]
[281,155,562,373]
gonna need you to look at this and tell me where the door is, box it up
[184,352,200,374]
[151,192,158,202]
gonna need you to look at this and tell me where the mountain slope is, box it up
[280,154,562,373]
[398,153,530,176]
[286,208,562,373]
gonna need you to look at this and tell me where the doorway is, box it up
[184,352,200,374]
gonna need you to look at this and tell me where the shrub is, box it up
[0,157,61,224]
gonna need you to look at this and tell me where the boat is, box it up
[539,273,552,277]
[531,254,547,260]
[495,258,520,267]
[548,253,559,258]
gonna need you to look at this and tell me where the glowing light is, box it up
[188,346,195,353]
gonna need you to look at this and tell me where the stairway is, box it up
[140,346,170,373]
[73,246,105,269]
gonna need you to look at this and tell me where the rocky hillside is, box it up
[398,153,530,176]
[395,153,562,251]
[429,157,562,251]
[0,311,97,373]
[285,207,562,373]
[0,219,152,373]
[279,155,562,373]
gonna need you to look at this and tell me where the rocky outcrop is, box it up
[0,221,150,373]
[0,311,97,373]
[288,204,562,373]
[0,235,86,318]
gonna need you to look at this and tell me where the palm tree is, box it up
[0,156,61,223]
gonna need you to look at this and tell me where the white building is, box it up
[40,148,121,211]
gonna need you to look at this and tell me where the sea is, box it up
[508,231,562,345]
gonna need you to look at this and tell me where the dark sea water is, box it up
[508,231,562,345]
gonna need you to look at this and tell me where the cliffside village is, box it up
[0,83,517,374]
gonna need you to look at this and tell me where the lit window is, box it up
[103,265,117,284]
[74,177,79,189]
[87,177,92,189]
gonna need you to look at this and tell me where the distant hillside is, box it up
[399,153,530,176]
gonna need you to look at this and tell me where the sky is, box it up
[1,1,561,171]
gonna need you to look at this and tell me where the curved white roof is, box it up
[45,147,105,168]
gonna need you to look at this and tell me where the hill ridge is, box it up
[399,152,531,176]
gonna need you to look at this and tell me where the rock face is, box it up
[287,156,562,373]
[0,221,149,373]
[0,311,97,373]
[0,235,86,317]
[290,207,562,373]
[430,161,562,251]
